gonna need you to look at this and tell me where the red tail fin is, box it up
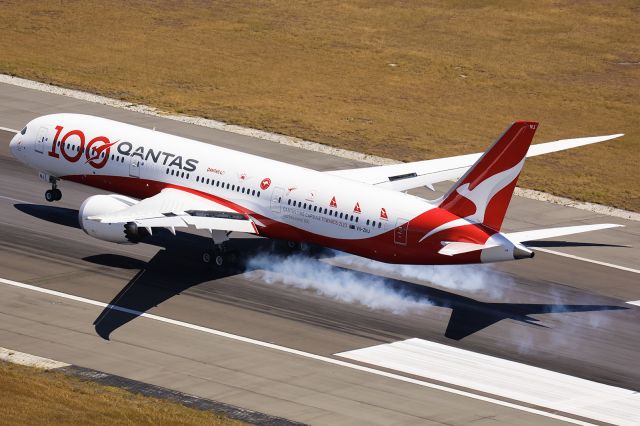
[439,121,538,231]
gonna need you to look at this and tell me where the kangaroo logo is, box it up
[419,158,525,242]
[454,158,525,223]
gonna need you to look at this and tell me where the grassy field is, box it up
[0,1,638,210]
[0,361,244,426]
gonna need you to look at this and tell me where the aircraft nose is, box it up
[9,132,19,155]
[9,130,25,161]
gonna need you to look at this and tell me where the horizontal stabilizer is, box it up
[438,241,500,256]
[506,223,623,243]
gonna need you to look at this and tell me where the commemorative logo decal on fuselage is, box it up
[48,125,199,171]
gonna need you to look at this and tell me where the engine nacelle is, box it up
[79,194,149,244]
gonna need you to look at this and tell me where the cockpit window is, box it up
[20,127,27,135]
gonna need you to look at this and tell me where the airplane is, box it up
[9,114,623,267]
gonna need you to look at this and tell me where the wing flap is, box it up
[182,216,256,233]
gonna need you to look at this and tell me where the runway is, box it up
[1,81,639,425]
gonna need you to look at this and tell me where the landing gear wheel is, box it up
[45,177,62,202]
[203,247,227,267]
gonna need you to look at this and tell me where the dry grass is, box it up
[0,362,245,426]
[0,0,638,210]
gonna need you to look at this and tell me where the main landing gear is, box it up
[202,230,234,268]
[45,178,62,202]
[202,246,225,267]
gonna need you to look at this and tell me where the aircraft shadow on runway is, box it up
[87,250,627,341]
[15,203,80,228]
[15,203,628,341]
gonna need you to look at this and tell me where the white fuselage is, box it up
[12,114,459,263]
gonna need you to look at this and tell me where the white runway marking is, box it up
[337,338,640,426]
[0,195,32,204]
[536,247,640,274]
[0,276,593,425]
[0,126,18,133]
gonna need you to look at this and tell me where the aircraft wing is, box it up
[326,134,623,192]
[87,187,258,235]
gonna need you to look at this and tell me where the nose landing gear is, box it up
[45,178,62,202]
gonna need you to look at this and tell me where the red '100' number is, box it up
[48,125,113,169]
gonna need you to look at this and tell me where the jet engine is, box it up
[79,194,149,244]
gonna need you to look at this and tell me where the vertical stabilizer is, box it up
[439,121,538,231]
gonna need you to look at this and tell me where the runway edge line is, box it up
[536,248,640,274]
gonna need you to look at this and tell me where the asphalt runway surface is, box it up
[0,82,639,425]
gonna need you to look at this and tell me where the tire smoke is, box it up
[246,253,433,314]
[245,251,510,314]
[331,254,510,299]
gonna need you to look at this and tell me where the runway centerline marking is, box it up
[535,247,640,274]
[0,276,594,425]
[0,126,18,133]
